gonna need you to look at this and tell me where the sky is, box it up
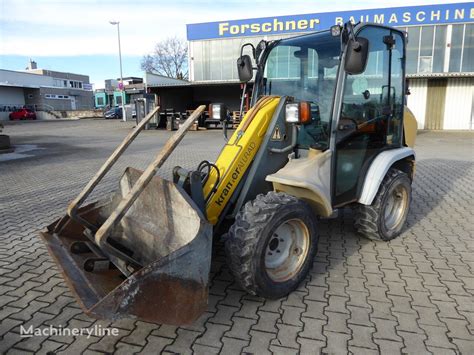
[0,0,463,88]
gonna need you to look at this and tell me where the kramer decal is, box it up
[214,141,256,207]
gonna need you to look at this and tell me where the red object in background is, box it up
[9,108,37,120]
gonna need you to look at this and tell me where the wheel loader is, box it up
[41,22,417,325]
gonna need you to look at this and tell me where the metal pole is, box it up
[116,22,126,122]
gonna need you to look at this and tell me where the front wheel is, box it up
[225,192,318,298]
[354,168,412,241]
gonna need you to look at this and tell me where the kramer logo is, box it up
[215,141,256,207]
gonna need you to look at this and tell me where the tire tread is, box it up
[354,168,410,241]
[226,191,306,296]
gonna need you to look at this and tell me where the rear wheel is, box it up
[354,168,411,241]
[225,191,318,298]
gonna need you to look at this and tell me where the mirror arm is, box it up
[240,43,256,60]
[346,21,361,51]
[239,83,247,120]
[222,120,229,142]
[220,110,231,142]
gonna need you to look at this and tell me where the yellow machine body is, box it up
[203,96,281,224]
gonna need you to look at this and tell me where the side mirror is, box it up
[237,55,253,83]
[344,37,369,75]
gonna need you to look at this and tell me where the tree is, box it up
[141,37,188,80]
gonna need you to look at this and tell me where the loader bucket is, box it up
[40,167,212,325]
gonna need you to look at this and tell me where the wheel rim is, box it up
[264,218,310,282]
[384,183,409,231]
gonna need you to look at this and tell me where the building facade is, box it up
[94,77,145,109]
[187,2,474,130]
[0,61,94,120]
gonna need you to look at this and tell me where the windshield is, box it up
[260,31,341,149]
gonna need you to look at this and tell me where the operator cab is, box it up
[240,22,408,207]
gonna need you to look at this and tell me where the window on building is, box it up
[201,41,212,81]
[192,41,204,81]
[406,26,420,74]
[449,24,464,72]
[433,25,447,72]
[210,40,223,80]
[419,26,434,73]
[221,39,237,80]
[97,97,104,106]
[462,24,474,72]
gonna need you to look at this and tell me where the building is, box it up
[95,73,193,113]
[0,60,94,120]
[94,77,145,109]
[185,2,474,130]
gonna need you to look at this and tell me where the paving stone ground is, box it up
[0,119,473,354]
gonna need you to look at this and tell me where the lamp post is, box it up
[109,20,126,122]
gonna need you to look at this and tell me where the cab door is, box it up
[333,26,405,206]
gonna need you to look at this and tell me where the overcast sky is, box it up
[0,0,463,87]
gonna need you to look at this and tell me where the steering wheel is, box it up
[338,117,358,131]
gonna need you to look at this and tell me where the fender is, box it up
[266,149,333,217]
[358,147,415,205]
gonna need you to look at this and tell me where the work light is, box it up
[209,103,227,121]
[285,103,299,123]
[285,102,312,124]
[330,25,342,37]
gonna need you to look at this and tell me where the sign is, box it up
[271,125,282,141]
[187,2,474,40]
[83,83,93,91]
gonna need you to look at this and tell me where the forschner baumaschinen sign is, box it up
[186,2,474,40]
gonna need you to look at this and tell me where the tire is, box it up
[354,168,411,241]
[225,191,318,298]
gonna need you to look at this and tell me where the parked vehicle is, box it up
[9,108,36,120]
[104,107,123,119]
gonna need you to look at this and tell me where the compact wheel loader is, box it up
[41,22,417,325]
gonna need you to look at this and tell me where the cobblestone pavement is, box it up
[0,120,473,354]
